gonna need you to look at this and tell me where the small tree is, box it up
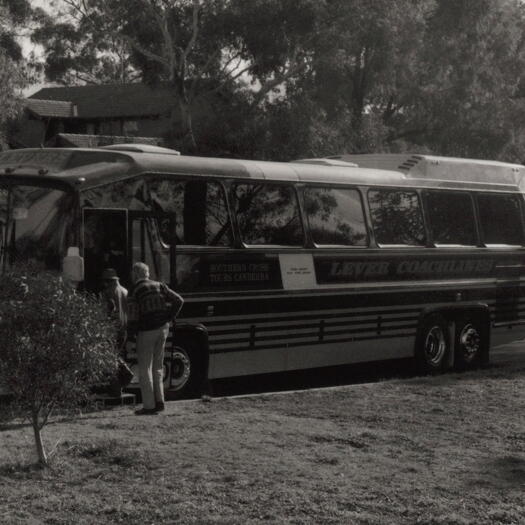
[0,267,118,466]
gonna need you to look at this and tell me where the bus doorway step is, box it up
[93,392,137,408]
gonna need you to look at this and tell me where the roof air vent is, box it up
[101,144,180,155]
[292,158,358,167]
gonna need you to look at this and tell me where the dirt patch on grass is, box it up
[0,363,524,524]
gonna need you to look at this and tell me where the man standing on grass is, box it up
[128,262,184,415]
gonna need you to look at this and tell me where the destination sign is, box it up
[315,256,513,283]
[176,254,283,291]
[208,262,272,284]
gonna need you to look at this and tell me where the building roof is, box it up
[26,99,77,118]
[53,133,163,148]
[29,83,174,119]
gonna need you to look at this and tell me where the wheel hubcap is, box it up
[459,324,480,362]
[424,325,446,366]
[169,348,191,390]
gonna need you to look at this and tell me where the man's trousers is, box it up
[136,323,170,409]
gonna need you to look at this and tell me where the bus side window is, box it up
[82,178,148,210]
[233,183,304,246]
[477,193,524,246]
[148,178,232,247]
[424,191,477,246]
[304,186,368,246]
[368,189,426,246]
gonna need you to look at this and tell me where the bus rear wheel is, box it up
[454,316,485,371]
[166,338,204,399]
[416,313,449,374]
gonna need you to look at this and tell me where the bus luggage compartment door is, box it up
[493,262,525,345]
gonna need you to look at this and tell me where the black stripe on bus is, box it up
[209,331,417,354]
[209,323,419,349]
[205,314,420,335]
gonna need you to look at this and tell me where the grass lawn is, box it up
[0,361,524,525]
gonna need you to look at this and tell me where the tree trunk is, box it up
[178,97,197,154]
[31,411,47,466]
[167,95,198,154]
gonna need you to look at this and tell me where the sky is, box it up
[20,0,53,96]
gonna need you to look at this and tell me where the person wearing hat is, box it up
[100,268,131,396]
[101,268,128,331]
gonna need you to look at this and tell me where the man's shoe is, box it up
[155,402,165,412]
[134,408,157,415]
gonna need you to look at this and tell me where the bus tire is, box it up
[454,315,486,371]
[415,313,449,374]
[167,338,205,399]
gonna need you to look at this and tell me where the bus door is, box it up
[128,211,176,286]
[83,208,128,292]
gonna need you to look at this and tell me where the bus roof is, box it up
[327,153,525,190]
[0,148,521,193]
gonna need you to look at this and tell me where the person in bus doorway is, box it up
[101,268,128,334]
[128,262,184,415]
[100,268,133,396]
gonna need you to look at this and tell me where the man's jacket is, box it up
[128,279,183,332]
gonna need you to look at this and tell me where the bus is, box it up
[1,146,524,397]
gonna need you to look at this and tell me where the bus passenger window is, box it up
[368,189,426,246]
[424,191,477,245]
[233,183,304,245]
[82,178,148,210]
[477,194,524,245]
[304,187,367,246]
[148,179,232,246]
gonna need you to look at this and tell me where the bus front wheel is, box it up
[167,338,205,399]
[454,316,486,371]
[416,313,449,374]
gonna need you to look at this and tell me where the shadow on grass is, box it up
[209,358,418,398]
[60,439,163,471]
[209,357,524,398]
[404,362,525,387]
[0,439,162,478]
[62,439,135,466]
[0,420,30,432]
[0,461,46,476]
[492,455,525,486]
[471,455,525,489]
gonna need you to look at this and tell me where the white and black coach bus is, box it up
[1,146,524,397]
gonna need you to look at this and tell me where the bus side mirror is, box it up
[62,247,84,283]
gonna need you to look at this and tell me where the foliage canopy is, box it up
[24,0,525,162]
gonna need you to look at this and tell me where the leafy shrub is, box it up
[0,267,118,465]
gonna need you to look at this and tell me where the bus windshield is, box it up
[0,184,75,271]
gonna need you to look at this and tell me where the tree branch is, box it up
[181,0,200,65]
[253,55,307,106]
[217,50,243,76]
[189,47,222,98]
[121,33,170,69]
[149,0,177,78]
[220,54,247,79]
[61,0,89,22]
